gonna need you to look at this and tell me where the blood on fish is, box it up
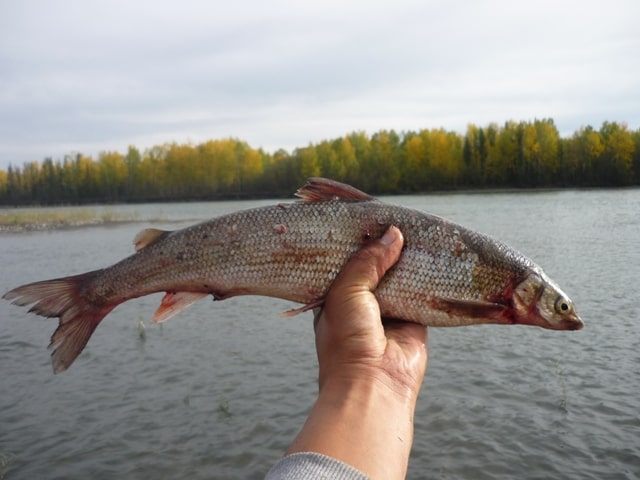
[273,224,287,234]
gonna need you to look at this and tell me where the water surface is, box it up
[1,189,639,479]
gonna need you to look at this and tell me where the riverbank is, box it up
[0,209,140,233]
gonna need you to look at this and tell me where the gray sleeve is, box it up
[265,452,370,480]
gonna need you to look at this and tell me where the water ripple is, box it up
[1,190,639,479]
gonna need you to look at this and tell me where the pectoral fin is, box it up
[430,297,508,320]
[153,291,208,323]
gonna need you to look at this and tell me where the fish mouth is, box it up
[539,312,584,331]
[561,314,584,331]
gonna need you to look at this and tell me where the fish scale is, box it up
[3,178,583,373]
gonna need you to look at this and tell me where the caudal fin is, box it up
[3,271,115,373]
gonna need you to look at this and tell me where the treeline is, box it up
[1,119,639,205]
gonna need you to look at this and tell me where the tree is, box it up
[97,151,127,201]
[39,157,64,204]
[534,118,560,185]
[483,123,503,185]
[494,121,520,184]
[402,133,427,190]
[0,166,11,203]
[198,139,237,194]
[297,145,321,179]
[138,145,168,199]
[332,137,359,184]
[462,124,484,186]
[347,131,372,187]
[316,140,344,180]
[1,118,638,206]
[236,141,264,193]
[425,129,462,188]
[632,128,640,184]
[598,122,635,185]
[124,145,142,199]
[365,130,401,192]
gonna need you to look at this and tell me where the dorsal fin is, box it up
[295,177,375,203]
[134,228,170,251]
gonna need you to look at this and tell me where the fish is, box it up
[3,177,583,373]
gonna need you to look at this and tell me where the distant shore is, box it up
[0,210,140,233]
[0,219,130,233]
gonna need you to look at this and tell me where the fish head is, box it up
[512,271,584,331]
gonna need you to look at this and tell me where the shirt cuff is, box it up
[265,452,370,480]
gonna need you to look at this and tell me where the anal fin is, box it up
[153,291,207,323]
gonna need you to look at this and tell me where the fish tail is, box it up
[3,270,115,374]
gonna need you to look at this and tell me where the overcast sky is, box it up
[1,0,638,169]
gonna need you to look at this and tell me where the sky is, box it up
[1,0,639,170]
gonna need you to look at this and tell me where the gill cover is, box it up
[513,272,583,331]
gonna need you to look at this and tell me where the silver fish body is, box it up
[3,178,583,373]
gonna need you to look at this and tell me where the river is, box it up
[1,189,638,479]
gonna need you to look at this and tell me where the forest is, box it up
[1,118,639,205]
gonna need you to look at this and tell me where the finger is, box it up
[316,226,404,348]
[325,226,404,306]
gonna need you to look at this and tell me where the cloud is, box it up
[1,0,639,168]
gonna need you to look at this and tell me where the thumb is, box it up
[320,226,404,332]
[330,226,404,294]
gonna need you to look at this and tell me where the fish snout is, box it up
[513,273,584,331]
[559,313,584,331]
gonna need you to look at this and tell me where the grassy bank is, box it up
[0,208,140,232]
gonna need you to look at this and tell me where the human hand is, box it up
[314,225,428,399]
[285,226,428,480]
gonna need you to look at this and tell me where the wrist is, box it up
[319,368,420,410]
[286,372,420,480]
[319,358,424,407]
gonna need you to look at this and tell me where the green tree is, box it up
[563,126,604,185]
[483,123,503,185]
[632,128,640,183]
[462,124,484,186]
[346,131,372,188]
[198,139,238,194]
[598,122,635,185]
[22,161,41,202]
[1,118,638,206]
[0,169,6,201]
[494,121,520,184]
[402,133,428,191]
[534,118,560,185]
[97,151,127,201]
[316,140,344,180]
[236,141,264,193]
[38,158,63,204]
[366,130,401,192]
[332,137,359,184]
[124,145,142,199]
[297,145,321,179]
[426,129,462,188]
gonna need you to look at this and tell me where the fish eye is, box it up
[555,296,572,315]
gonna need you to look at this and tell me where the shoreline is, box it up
[0,207,147,234]
[0,218,138,233]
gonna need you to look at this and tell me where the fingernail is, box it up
[380,227,397,245]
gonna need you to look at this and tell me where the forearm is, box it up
[285,375,419,480]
